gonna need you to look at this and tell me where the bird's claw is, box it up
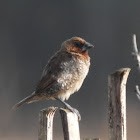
[69,107,81,121]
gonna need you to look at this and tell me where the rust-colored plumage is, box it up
[13,37,94,119]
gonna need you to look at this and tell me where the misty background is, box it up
[0,0,140,140]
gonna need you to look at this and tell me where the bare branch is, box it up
[132,34,138,53]
[131,34,140,101]
[132,34,140,70]
[136,85,140,100]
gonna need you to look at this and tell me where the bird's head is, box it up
[61,37,94,55]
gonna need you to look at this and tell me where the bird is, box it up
[13,37,94,120]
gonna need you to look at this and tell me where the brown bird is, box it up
[13,37,94,120]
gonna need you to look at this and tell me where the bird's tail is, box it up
[12,92,37,110]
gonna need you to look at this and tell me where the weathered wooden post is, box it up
[83,138,101,140]
[38,107,58,140]
[60,108,81,140]
[108,68,130,140]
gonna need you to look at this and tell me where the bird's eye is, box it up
[74,41,83,48]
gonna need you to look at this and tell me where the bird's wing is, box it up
[35,51,77,95]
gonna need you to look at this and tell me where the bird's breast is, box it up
[72,58,90,92]
[57,56,90,101]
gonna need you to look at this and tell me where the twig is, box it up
[135,85,140,100]
[132,34,140,70]
[132,34,140,100]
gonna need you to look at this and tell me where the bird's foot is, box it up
[55,98,81,120]
[69,107,81,121]
[64,105,81,121]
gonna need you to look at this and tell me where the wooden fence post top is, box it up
[40,106,58,115]
[108,68,131,86]
[60,108,71,113]
[109,68,131,76]
[60,108,78,118]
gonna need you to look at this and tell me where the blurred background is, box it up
[0,0,140,140]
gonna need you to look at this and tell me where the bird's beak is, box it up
[85,41,94,49]
[82,41,94,52]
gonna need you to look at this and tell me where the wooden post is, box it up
[60,108,80,140]
[83,138,101,140]
[38,107,58,140]
[108,68,130,140]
